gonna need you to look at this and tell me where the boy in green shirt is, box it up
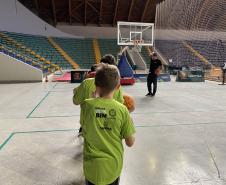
[73,78,124,105]
[80,64,135,185]
[73,54,124,135]
[73,54,124,105]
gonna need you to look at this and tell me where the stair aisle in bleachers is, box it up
[53,37,96,69]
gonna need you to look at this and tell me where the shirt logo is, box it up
[95,107,107,118]
[109,109,116,118]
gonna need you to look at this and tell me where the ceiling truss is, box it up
[20,0,160,27]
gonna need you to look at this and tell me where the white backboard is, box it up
[117,21,154,46]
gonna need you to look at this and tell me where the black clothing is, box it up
[147,73,158,95]
[147,59,162,95]
[149,58,162,74]
[223,69,226,84]
[78,127,82,133]
[86,178,120,185]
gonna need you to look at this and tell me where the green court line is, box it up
[29,115,79,119]
[26,91,51,118]
[0,133,14,150]
[1,121,226,151]
[14,129,77,134]
[27,115,226,127]
[26,83,58,119]
[0,129,78,151]
[29,109,226,119]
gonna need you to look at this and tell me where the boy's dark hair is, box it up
[100,54,116,66]
[90,64,98,72]
[95,64,120,96]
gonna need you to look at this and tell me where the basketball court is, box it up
[1,0,226,184]
[1,80,226,185]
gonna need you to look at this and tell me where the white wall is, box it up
[0,53,43,82]
[0,0,78,38]
[57,24,117,38]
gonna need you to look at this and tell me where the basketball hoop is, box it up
[117,21,154,46]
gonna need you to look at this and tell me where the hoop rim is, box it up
[133,40,143,52]
[133,39,144,45]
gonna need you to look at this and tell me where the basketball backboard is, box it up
[117,21,154,46]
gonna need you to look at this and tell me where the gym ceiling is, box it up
[19,0,161,26]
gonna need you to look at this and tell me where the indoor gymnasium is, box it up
[1,0,226,185]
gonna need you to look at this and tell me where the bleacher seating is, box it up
[4,30,225,73]
[155,39,226,68]
[98,39,120,60]
[0,33,59,73]
[187,40,226,67]
[2,30,170,72]
[53,38,95,69]
[155,40,204,67]
[3,32,72,69]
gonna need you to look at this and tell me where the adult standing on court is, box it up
[146,53,162,96]
[222,62,226,85]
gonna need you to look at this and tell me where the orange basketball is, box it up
[123,94,135,112]
[155,68,161,76]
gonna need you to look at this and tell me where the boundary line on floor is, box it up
[1,121,226,151]
[29,115,79,119]
[28,109,226,119]
[0,133,14,150]
[0,128,77,151]
[26,91,51,118]
[26,83,58,118]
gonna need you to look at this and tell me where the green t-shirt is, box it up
[80,98,135,185]
[73,78,124,105]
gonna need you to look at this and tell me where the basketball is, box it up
[155,67,161,76]
[123,94,135,112]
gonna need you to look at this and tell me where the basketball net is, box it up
[133,40,144,52]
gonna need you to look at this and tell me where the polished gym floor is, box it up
[1,80,226,185]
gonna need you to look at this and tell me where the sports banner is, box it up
[176,70,204,82]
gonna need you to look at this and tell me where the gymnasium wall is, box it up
[57,25,117,38]
[0,53,43,83]
[0,0,76,38]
